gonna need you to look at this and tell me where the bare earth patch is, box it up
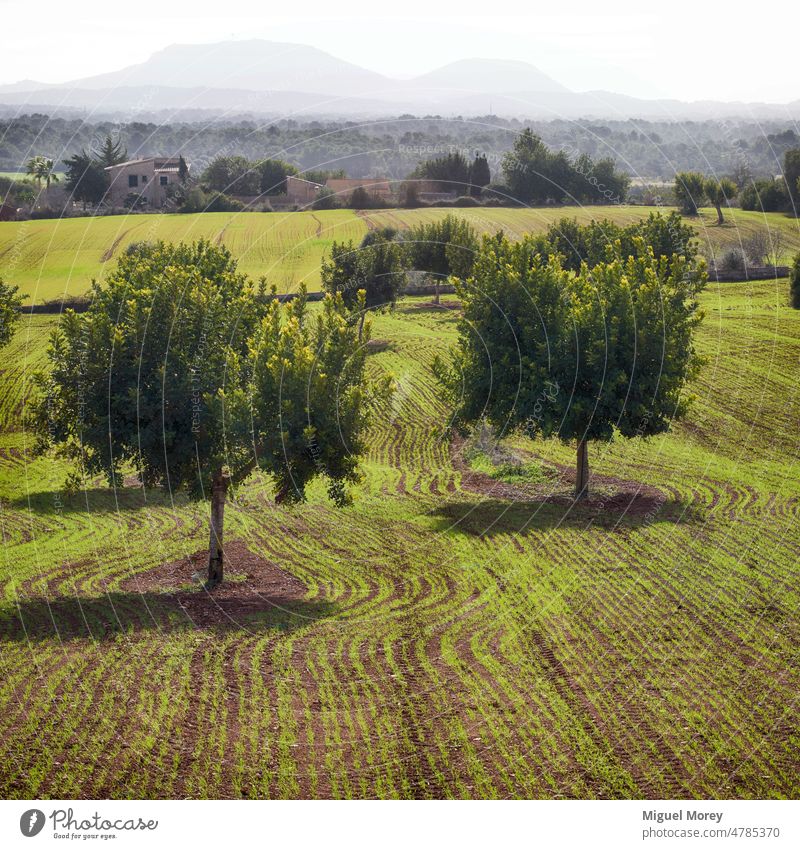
[120,540,309,627]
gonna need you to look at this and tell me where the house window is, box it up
[160,175,168,186]
[128,175,138,188]
[142,175,148,183]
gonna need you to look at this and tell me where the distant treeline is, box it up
[2,113,799,183]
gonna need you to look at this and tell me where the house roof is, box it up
[286,176,324,189]
[104,157,183,172]
[325,178,391,191]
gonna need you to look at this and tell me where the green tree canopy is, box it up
[0,278,23,349]
[321,231,408,332]
[62,150,107,208]
[540,212,698,272]
[405,213,479,302]
[673,171,706,215]
[435,232,707,498]
[469,154,491,196]
[25,155,59,190]
[257,158,299,194]
[96,134,128,167]
[501,129,629,205]
[202,155,260,195]
[783,148,800,213]
[31,239,389,585]
[704,177,738,224]
[411,151,471,194]
[790,252,800,309]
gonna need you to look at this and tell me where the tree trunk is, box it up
[433,278,440,305]
[715,202,724,225]
[575,439,589,500]
[207,469,230,587]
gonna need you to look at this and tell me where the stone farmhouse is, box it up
[284,176,324,206]
[105,157,185,208]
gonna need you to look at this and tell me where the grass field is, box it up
[0,277,798,799]
[1,206,799,303]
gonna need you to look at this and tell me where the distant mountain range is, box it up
[1,40,798,120]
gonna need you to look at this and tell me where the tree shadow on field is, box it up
[428,491,703,537]
[0,542,336,642]
[10,486,181,516]
[0,592,336,643]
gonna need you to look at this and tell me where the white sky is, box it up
[0,0,795,103]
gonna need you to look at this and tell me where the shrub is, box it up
[790,253,800,309]
[29,207,61,220]
[674,171,706,215]
[450,195,481,207]
[179,188,242,213]
[123,192,148,210]
[313,187,339,210]
[739,179,789,212]
[718,247,746,273]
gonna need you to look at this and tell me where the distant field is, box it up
[0,172,27,181]
[1,206,799,303]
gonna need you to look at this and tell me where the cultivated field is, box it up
[0,278,798,799]
[1,206,799,303]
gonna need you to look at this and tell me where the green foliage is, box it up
[349,186,373,209]
[0,278,23,349]
[436,231,707,479]
[501,129,629,205]
[540,212,698,272]
[178,155,189,184]
[229,290,394,504]
[783,148,800,211]
[470,154,491,195]
[704,177,738,223]
[791,252,800,309]
[321,232,407,312]
[739,178,790,212]
[302,168,346,185]
[411,151,471,194]
[31,238,387,509]
[405,213,479,282]
[202,155,260,195]
[95,134,128,168]
[30,240,264,497]
[178,187,243,213]
[312,187,338,210]
[62,150,107,207]
[502,129,564,203]
[673,171,706,215]
[25,155,59,189]
[257,158,298,195]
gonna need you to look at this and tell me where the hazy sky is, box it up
[0,0,796,102]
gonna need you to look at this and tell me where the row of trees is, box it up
[673,172,738,223]
[321,211,705,496]
[407,132,631,205]
[202,155,301,196]
[8,211,720,590]
[676,148,800,218]
[6,114,800,184]
[498,129,631,205]
[321,214,482,315]
[408,152,491,196]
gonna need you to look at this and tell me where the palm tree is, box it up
[25,156,60,190]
